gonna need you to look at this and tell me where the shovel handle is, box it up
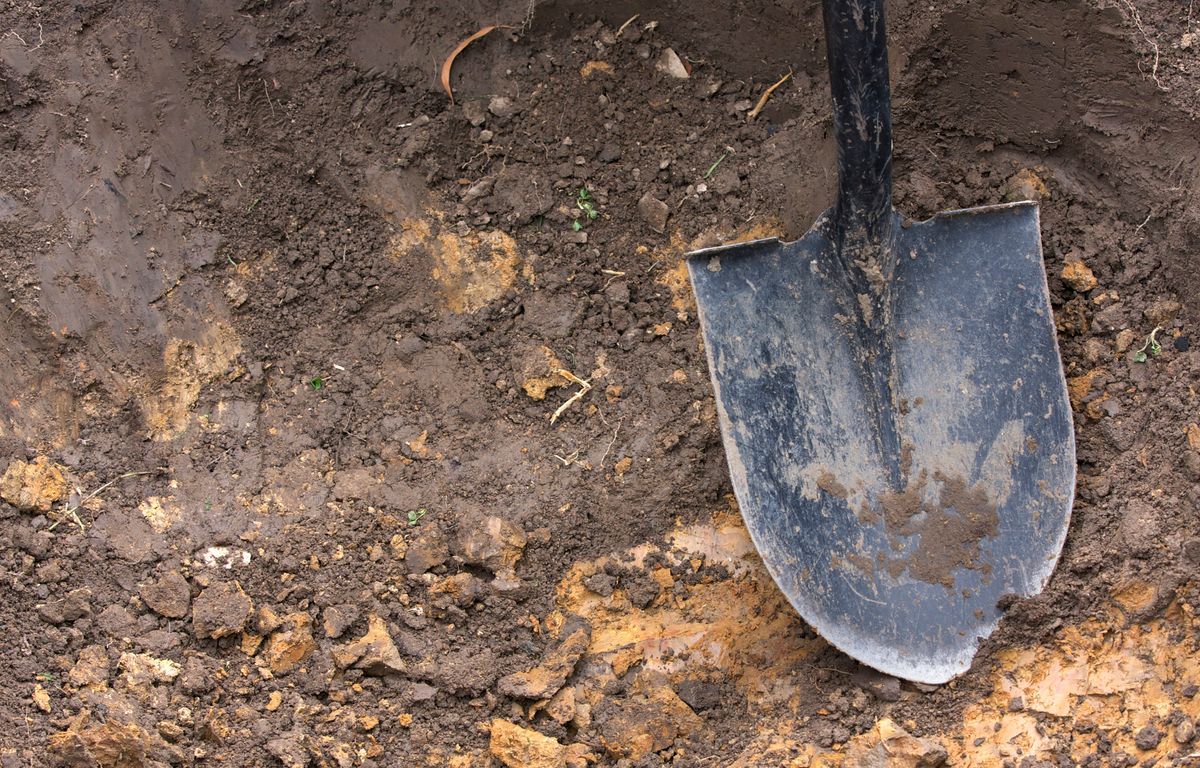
[823,0,894,246]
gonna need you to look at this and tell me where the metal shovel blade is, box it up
[687,203,1075,683]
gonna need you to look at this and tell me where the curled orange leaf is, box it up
[441,25,510,104]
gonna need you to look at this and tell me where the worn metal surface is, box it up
[687,202,1074,683]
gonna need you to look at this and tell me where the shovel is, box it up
[687,0,1074,683]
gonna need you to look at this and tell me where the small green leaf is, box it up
[407,508,428,526]
[1133,351,1147,363]
[571,220,583,232]
[310,377,324,390]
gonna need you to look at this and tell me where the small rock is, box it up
[1004,169,1049,201]
[158,720,185,742]
[192,581,253,640]
[489,719,591,768]
[262,613,317,674]
[597,144,621,163]
[841,718,947,767]
[674,679,722,712]
[266,729,311,768]
[545,686,577,724]
[119,652,181,690]
[1061,260,1098,292]
[332,614,405,675]
[637,192,669,234]
[47,719,152,767]
[404,527,449,573]
[1176,717,1196,744]
[1182,31,1198,49]
[1092,303,1126,333]
[456,516,527,574]
[322,604,360,639]
[1083,338,1109,364]
[430,572,483,607]
[257,605,285,634]
[1134,725,1163,751]
[711,165,741,196]
[596,677,702,761]
[1115,328,1138,353]
[1144,299,1181,326]
[32,684,51,713]
[582,572,615,597]
[462,100,487,127]
[498,623,591,700]
[140,571,192,619]
[565,229,588,244]
[853,670,902,702]
[409,681,438,702]
[479,129,494,142]
[655,47,689,79]
[0,457,67,513]
[488,96,517,119]
[694,78,722,99]
[68,645,110,688]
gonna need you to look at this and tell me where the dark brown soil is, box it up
[2,0,1198,765]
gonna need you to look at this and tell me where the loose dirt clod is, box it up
[332,614,405,675]
[139,571,192,619]
[191,581,253,639]
[489,719,590,768]
[262,613,317,674]
[457,515,527,573]
[498,623,590,700]
[637,192,670,234]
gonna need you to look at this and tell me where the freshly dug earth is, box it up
[1,0,1199,766]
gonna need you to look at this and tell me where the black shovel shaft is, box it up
[823,0,893,246]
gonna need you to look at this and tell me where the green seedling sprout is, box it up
[572,188,599,231]
[407,508,428,526]
[1133,326,1164,363]
[309,376,325,390]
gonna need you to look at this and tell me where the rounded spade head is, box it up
[686,203,1074,683]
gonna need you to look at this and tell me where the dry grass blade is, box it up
[441,25,510,104]
[747,70,793,121]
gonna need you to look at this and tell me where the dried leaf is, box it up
[441,25,509,104]
[747,70,793,121]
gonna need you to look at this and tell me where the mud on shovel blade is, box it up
[686,0,1074,684]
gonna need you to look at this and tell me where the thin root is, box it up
[1118,0,1167,91]
[48,469,164,533]
[747,69,793,121]
[550,370,593,424]
[616,14,640,38]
